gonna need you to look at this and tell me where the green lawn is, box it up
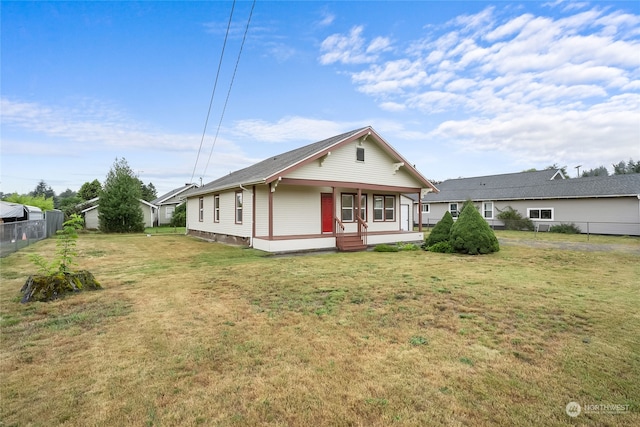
[0,232,638,426]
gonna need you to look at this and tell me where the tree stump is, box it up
[21,270,102,303]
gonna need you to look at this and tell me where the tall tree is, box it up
[139,181,157,202]
[582,166,609,177]
[78,179,102,201]
[30,180,56,199]
[613,159,640,174]
[57,189,82,218]
[98,158,145,233]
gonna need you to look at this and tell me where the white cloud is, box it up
[0,98,198,152]
[231,116,353,143]
[318,11,335,27]
[485,13,535,42]
[379,102,406,112]
[319,26,391,65]
[431,93,640,166]
[318,5,640,171]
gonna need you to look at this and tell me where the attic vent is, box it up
[356,147,365,162]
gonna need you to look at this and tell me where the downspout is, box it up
[637,194,640,236]
[268,183,274,239]
[252,185,256,247]
[418,191,422,232]
[239,184,253,245]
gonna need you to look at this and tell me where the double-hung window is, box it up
[165,206,175,220]
[449,203,459,218]
[198,197,204,222]
[235,191,243,224]
[214,195,220,222]
[341,194,366,222]
[422,204,430,213]
[483,202,494,219]
[373,195,395,221]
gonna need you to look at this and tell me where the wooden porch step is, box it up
[337,235,367,252]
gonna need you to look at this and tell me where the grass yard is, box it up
[0,232,638,426]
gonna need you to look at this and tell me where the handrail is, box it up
[335,217,345,250]
[356,216,368,246]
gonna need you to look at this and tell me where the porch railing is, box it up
[335,217,345,250]
[356,216,368,247]
[334,216,368,250]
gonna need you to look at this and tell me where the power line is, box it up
[190,0,236,185]
[203,0,256,179]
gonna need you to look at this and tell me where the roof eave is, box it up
[186,180,265,197]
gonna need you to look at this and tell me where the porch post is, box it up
[418,191,423,232]
[269,183,274,239]
[252,185,256,241]
[357,187,362,220]
[332,186,337,234]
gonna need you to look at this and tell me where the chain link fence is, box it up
[0,211,64,258]
[419,218,640,239]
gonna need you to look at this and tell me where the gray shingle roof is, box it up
[151,184,197,205]
[423,171,640,202]
[186,127,379,197]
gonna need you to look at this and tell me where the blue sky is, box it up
[2,0,639,196]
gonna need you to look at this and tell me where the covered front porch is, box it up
[250,178,429,254]
[252,229,424,254]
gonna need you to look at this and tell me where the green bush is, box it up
[169,203,186,227]
[397,242,420,251]
[549,223,581,234]
[374,244,399,252]
[449,201,500,255]
[424,211,454,247]
[496,206,534,231]
[426,241,454,253]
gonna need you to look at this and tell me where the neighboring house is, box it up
[81,198,157,229]
[151,183,198,226]
[416,170,640,236]
[184,126,438,253]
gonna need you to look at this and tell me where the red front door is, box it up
[321,193,333,233]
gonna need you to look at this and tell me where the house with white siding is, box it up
[184,127,438,253]
[415,170,640,236]
[151,183,197,226]
[81,198,157,230]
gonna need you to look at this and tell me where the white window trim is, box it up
[422,204,430,213]
[214,195,220,223]
[449,203,459,218]
[527,207,554,221]
[165,205,175,220]
[235,191,243,224]
[483,202,494,219]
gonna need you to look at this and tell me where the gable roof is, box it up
[422,170,640,202]
[187,126,437,197]
[151,183,197,205]
[81,198,157,214]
